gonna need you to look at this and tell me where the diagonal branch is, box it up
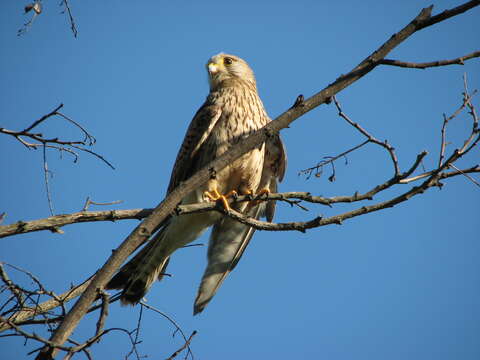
[60,0,78,38]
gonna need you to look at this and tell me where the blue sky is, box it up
[1,1,479,359]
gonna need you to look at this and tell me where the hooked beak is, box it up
[208,62,219,74]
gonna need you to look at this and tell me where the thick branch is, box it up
[4,161,480,239]
[0,209,152,239]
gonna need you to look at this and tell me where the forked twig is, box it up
[299,140,369,180]
[139,302,195,360]
[1,104,114,214]
[332,96,400,176]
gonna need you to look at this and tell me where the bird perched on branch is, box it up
[106,53,286,314]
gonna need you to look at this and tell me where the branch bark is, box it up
[2,162,479,240]
[380,50,480,69]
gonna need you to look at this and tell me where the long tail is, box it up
[194,203,263,315]
[107,212,216,305]
[106,224,171,305]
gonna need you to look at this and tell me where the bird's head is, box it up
[206,53,256,89]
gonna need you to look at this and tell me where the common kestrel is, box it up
[106,53,286,314]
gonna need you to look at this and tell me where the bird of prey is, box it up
[106,53,286,314]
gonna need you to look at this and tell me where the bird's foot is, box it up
[204,189,237,211]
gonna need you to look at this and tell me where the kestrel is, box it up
[106,53,286,314]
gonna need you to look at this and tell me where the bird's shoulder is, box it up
[166,99,222,193]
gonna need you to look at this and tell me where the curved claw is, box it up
[204,189,238,211]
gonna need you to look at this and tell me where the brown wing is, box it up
[167,103,222,194]
[264,133,287,221]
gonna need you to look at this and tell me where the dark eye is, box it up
[223,57,233,65]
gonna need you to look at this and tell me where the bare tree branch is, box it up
[60,0,78,38]
[139,302,195,360]
[380,50,480,69]
[94,291,109,339]
[2,157,479,240]
[0,276,93,332]
[82,197,124,211]
[18,1,78,38]
[1,103,114,215]
[166,331,197,360]
[439,87,478,167]
[0,103,113,169]
[17,1,42,36]
[298,140,369,180]
[0,208,151,239]
[333,96,400,175]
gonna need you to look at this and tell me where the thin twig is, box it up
[380,50,480,69]
[82,197,123,211]
[0,276,93,332]
[139,302,194,360]
[448,164,480,187]
[23,104,64,132]
[438,85,477,167]
[60,0,78,38]
[43,145,55,216]
[332,96,400,176]
[1,104,115,213]
[0,264,25,309]
[64,338,93,360]
[125,305,143,360]
[399,165,479,184]
[17,1,42,36]
[69,145,115,169]
[95,291,109,339]
[299,140,369,179]
[166,331,197,360]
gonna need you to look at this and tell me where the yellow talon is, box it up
[219,196,230,210]
[204,189,222,202]
[203,189,237,211]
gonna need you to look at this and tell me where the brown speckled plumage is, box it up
[106,53,286,314]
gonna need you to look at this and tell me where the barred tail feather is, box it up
[106,225,171,305]
[194,205,262,315]
[120,256,170,305]
[107,212,217,305]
